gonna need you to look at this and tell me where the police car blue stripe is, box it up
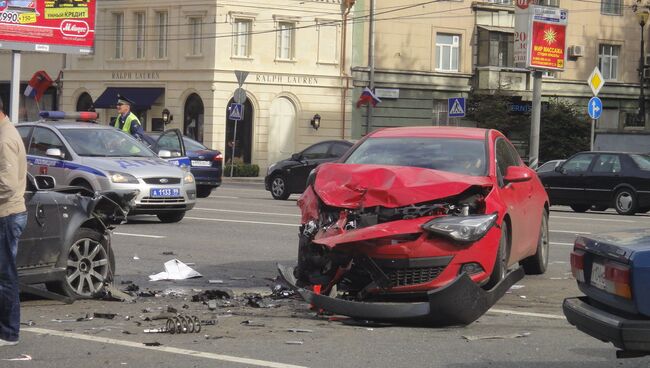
[27,156,107,177]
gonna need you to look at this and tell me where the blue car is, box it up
[563,231,650,357]
[149,133,222,198]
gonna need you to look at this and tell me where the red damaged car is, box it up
[279,127,550,325]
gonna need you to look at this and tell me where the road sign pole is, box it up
[528,70,543,169]
[10,50,21,124]
[591,118,596,151]
[230,120,239,177]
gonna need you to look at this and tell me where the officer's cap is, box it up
[117,94,134,106]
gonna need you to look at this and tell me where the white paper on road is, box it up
[149,259,202,281]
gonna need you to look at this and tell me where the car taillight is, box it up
[570,249,585,282]
[604,262,632,299]
[574,236,587,250]
[213,153,223,162]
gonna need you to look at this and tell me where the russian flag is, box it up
[356,87,382,108]
[24,70,53,102]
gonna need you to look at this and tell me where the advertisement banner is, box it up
[514,3,568,71]
[0,0,96,54]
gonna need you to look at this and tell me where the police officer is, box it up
[114,94,154,145]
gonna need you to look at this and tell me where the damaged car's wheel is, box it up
[46,228,114,299]
[521,211,549,275]
[484,222,508,290]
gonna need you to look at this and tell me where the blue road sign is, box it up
[229,103,244,120]
[588,97,602,120]
[448,98,466,118]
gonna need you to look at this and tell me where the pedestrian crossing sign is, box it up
[448,98,466,118]
[229,103,244,120]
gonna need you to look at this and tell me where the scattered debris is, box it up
[133,254,140,260]
[149,259,202,281]
[144,315,203,334]
[271,283,295,299]
[230,277,248,281]
[208,280,224,284]
[244,293,276,308]
[285,341,304,345]
[20,320,35,327]
[2,354,32,361]
[92,284,136,303]
[241,320,265,327]
[144,342,162,346]
[93,313,117,320]
[120,280,133,285]
[208,300,217,310]
[141,312,175,321]
[191,289,234,302]
[162,251,175,256]
[462,332,531,341]
[287,328,313,333]
[333,317,393,328]
[509,284,525,290]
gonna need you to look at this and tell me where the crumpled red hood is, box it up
[313,163,493,208]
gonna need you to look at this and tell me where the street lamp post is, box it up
[635,5,650,126]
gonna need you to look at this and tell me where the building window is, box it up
[276,22,295,60]
[233,19,252,57]
[156,11,168,59]
[599,44,620,80]
[538,0,560,6]
[488,0,513,4]
[135,12,146,59]
[436,34,459,72]
[601,0,622,15]
[114,13,124,59]
[189,17,203,55]
[478,29,513,68]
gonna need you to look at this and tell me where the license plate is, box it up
[191,160,212,167]
[150,188,180,198]
[590,262,607,291]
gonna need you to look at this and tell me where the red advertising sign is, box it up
[0,0,96,54]
[530,21,566,69]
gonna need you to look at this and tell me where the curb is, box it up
[221,176,265,185]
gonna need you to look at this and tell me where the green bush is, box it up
[224,163,260,177]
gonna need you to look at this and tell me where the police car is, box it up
[17,112,196,223]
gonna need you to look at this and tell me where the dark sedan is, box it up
[265,140,354,200]
[149,133,223,198]
[537,151,650,215]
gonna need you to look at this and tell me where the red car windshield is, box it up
[344,137,487,176]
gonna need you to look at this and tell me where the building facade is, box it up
[350,0,649,152]
[61,0,353,169]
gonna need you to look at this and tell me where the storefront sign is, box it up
[111,72,161,80]
[375,88,399,99]
[514,4,567,71]
[0,0,96,54]
[255,73,319,85]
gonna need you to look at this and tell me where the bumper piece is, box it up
[278,264,523,326]
[563,297,650,354]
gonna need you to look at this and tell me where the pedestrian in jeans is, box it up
[0,98,27,346]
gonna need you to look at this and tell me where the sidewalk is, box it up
[221,176,265,185]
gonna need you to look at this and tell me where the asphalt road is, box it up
[3,182,650,368]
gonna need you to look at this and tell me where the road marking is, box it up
[23,328,306,368]
[209,195,239,199]
[550,230,591,234]
[185,217,298,227]
[551,242,574,246]
[550,215,636,223]
[113,232,167,239]
[194,208,300,217]
[488,309,565,320]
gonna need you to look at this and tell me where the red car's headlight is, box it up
[421,213,498,243]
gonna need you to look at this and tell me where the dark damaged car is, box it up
[18,174,135,299]
[279,127,550,325]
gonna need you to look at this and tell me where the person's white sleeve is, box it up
[0,143,18,203]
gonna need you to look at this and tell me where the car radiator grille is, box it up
[140,197,185,203]
[143,177,182,184]
[387,266,445,287]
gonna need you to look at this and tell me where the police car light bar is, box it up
[39,111,99,121]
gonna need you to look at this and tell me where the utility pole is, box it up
[365,0,376,134]
[528,70,542,169]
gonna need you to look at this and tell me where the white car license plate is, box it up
[150,188,181,198]
[191,160,212,167]
[590,262,607,291]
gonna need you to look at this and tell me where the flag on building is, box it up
[24,70,53,102]
[356,87,381,108]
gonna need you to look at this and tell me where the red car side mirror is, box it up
[504,166,533,183]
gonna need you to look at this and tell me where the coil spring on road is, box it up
[165,315,201,334]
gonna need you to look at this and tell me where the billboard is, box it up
[0,0,96,54]
[514,2,568,71]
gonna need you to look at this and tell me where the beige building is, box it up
[61,0,354,168]
[350,0,650,151]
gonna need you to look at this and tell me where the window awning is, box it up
[477,25,514,33]
[93,87,164,109]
